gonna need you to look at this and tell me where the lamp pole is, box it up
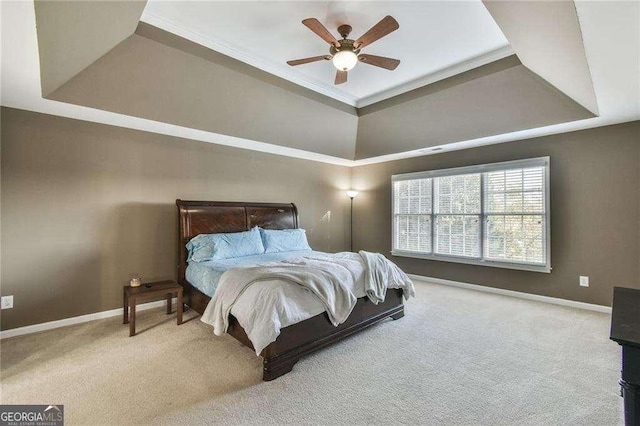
[346,190,359,252]
[350,197,354,252]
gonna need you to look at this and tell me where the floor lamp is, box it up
[347,190,359,252]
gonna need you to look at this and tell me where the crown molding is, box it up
[351,114,639,166]
[141,11,514,111]
[140,11,359,107]
[3,100,637,170]
[355,45,514,108]
[1,98,355,167]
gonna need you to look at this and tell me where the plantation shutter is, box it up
[434,173,481,258]
[391,157,550,273]
[393,179,432,253]
[484,166,546,265]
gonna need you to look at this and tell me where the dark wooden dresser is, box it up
[610,286,640,426]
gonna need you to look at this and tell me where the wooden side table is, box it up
[123,280,183,337]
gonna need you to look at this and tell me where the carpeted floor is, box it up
[0,280,623,425]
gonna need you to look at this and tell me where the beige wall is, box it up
[352,121,640,306]
[0,107,352,330]
[2,106,638,331]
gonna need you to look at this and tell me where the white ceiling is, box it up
[141,1,512,107]
[1,1,638,167]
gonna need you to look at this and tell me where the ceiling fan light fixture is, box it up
[288,16,400,84]
[332,50,358,71]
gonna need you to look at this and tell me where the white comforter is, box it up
[200,251,414,355]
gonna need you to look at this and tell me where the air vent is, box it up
[419,146,444,153]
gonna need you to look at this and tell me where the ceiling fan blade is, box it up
[354,16,399,49]
[302,18,339,47]
[335,70,347,85]
[358,54,400,70]
[287,55,331,66]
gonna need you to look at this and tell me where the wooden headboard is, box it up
[175,200,299,290]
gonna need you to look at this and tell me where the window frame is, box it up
[391,157,551,273]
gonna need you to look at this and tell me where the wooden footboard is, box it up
[260,288,404,381]
[184,282,404,381]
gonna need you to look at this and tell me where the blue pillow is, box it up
[186,227,265,262]
[260,228,312,253]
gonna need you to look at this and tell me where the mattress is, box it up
[185,250,327,297]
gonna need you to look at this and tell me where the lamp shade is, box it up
[332,50,358,71]
[346,190,359,199]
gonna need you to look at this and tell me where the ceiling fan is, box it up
[287,16,400,85]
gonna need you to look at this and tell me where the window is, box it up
[392,157,550,273]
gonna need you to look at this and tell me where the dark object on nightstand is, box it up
[610,286,640,426]
[123,280,183,337]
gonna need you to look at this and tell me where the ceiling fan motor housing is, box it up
[337,24,352,39]
[330,39,360,57]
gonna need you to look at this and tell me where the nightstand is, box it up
[123,280,183,337]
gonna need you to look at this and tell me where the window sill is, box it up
[390,250,551,273]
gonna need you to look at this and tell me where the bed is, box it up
[176,199,406,381]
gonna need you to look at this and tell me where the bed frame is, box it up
[176,200,405,381]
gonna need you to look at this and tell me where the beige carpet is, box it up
[0,280,623,425]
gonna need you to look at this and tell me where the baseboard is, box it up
[1,276,611,339]
[408,274,612,314]
[0,299,176,340]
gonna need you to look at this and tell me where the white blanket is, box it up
[201,251,414,355]
[203,261,357,335]
[359,250,416,304]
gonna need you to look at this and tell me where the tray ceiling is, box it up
[141,1,512,107]
[2,1,638,166]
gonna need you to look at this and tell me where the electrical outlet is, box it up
[1,295,14,309]
[579,276,589,287]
